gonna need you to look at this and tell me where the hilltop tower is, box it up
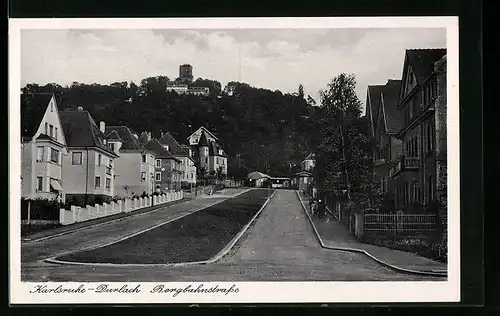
[179,64,193,83]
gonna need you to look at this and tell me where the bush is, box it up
[21,198,61,220]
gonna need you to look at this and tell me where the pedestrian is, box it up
[308,198,314,214]
[318,199,326,218]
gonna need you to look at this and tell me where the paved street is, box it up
[22,189,437,281]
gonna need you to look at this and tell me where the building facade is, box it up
[158,132,196,186]
[372,79,404,197]
[104,125,156,198]
[59,108,118,205]
[188,127,227,178]
[21,93,67,202]
[388,49,447,214]
[141,136,182,192]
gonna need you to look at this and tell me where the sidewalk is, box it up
[296,192,447,276]
[22,197,191,242]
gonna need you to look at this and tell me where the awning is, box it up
[50,179,63,191]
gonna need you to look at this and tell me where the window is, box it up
[109,143,115,151]
[95,176,101,188]
[205,157,208,163]
[50,102,54,112]
[402,182,409,206]
[156,159,161,168]
[142,155,146,163]
[49,125,54,137]
[428,175,434,202]
[191,173,194,179]
[54,127,58,140]
[141,172,146,182]
[394,188,398,208]
[37,146,44,162]
[50,148,59,164]
[381,177,387,193]
[72,152,82,165]
[155,172,161,181]
[97,154,102,166]
[105,178,111,190]
[205,148,209,155]
[37,176,43,191]
[216,158,219,164]
[427,124,435,151]
[414,183,421,204]
[45,122,48,135]
[50,178,58,193]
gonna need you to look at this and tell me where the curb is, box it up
[295,191,447,277]
[45,189,276,268]
[22,198,191,244]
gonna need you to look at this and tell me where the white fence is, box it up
[59,191,184,226]
[363,212,437,235]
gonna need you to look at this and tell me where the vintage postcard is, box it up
[9,17,459,304]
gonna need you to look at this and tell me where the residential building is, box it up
[21,93,67,202]
[293,153,315,192]
[247,171,270,188]
[301,153,315,171]
[140,135,182,192]
[187,127,228,178]
[104,125,156,198]
[372,79,404,196]
[59,107,118,205]
[158,132,197,186]
[389,49,447,213]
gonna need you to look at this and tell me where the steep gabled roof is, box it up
[105,126,142,150]
[405,49,447,84]
[143,138,181,162]
[158,132,189,157]
[197,131,209,146]
[366,85,385,136]
[59,109,117,157]
[187,126,218,142]
[380,80,404,134]
[208,140,227,157]
[21,93,54,140]
[106,130,122,142]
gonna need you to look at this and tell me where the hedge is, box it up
[21,198,61,221]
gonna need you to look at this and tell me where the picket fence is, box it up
[59,191,184,226]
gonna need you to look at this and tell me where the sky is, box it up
[21,28,446,113]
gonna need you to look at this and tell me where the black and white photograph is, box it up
[9,17,460,304]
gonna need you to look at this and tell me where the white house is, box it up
[105,125,156,198]
[59,107,119,205]
[21,93,67,202]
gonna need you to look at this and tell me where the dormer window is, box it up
[218,149,223,155]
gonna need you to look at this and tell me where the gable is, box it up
[32,95,67,146]
[374,96,385,144]
[187,126,218,145]
[402,65,417,100]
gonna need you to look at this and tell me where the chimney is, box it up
[147,132,151,141]
[161,131,164,138]
[100,121,105,133]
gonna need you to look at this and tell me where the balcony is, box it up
[389,155,419,178]
[404,157,419,169]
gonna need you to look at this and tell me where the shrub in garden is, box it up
[21,198,61,220]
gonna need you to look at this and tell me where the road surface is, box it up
[21,189,436,281]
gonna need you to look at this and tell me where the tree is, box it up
[298,84,305,99]
[316,73,375,208]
